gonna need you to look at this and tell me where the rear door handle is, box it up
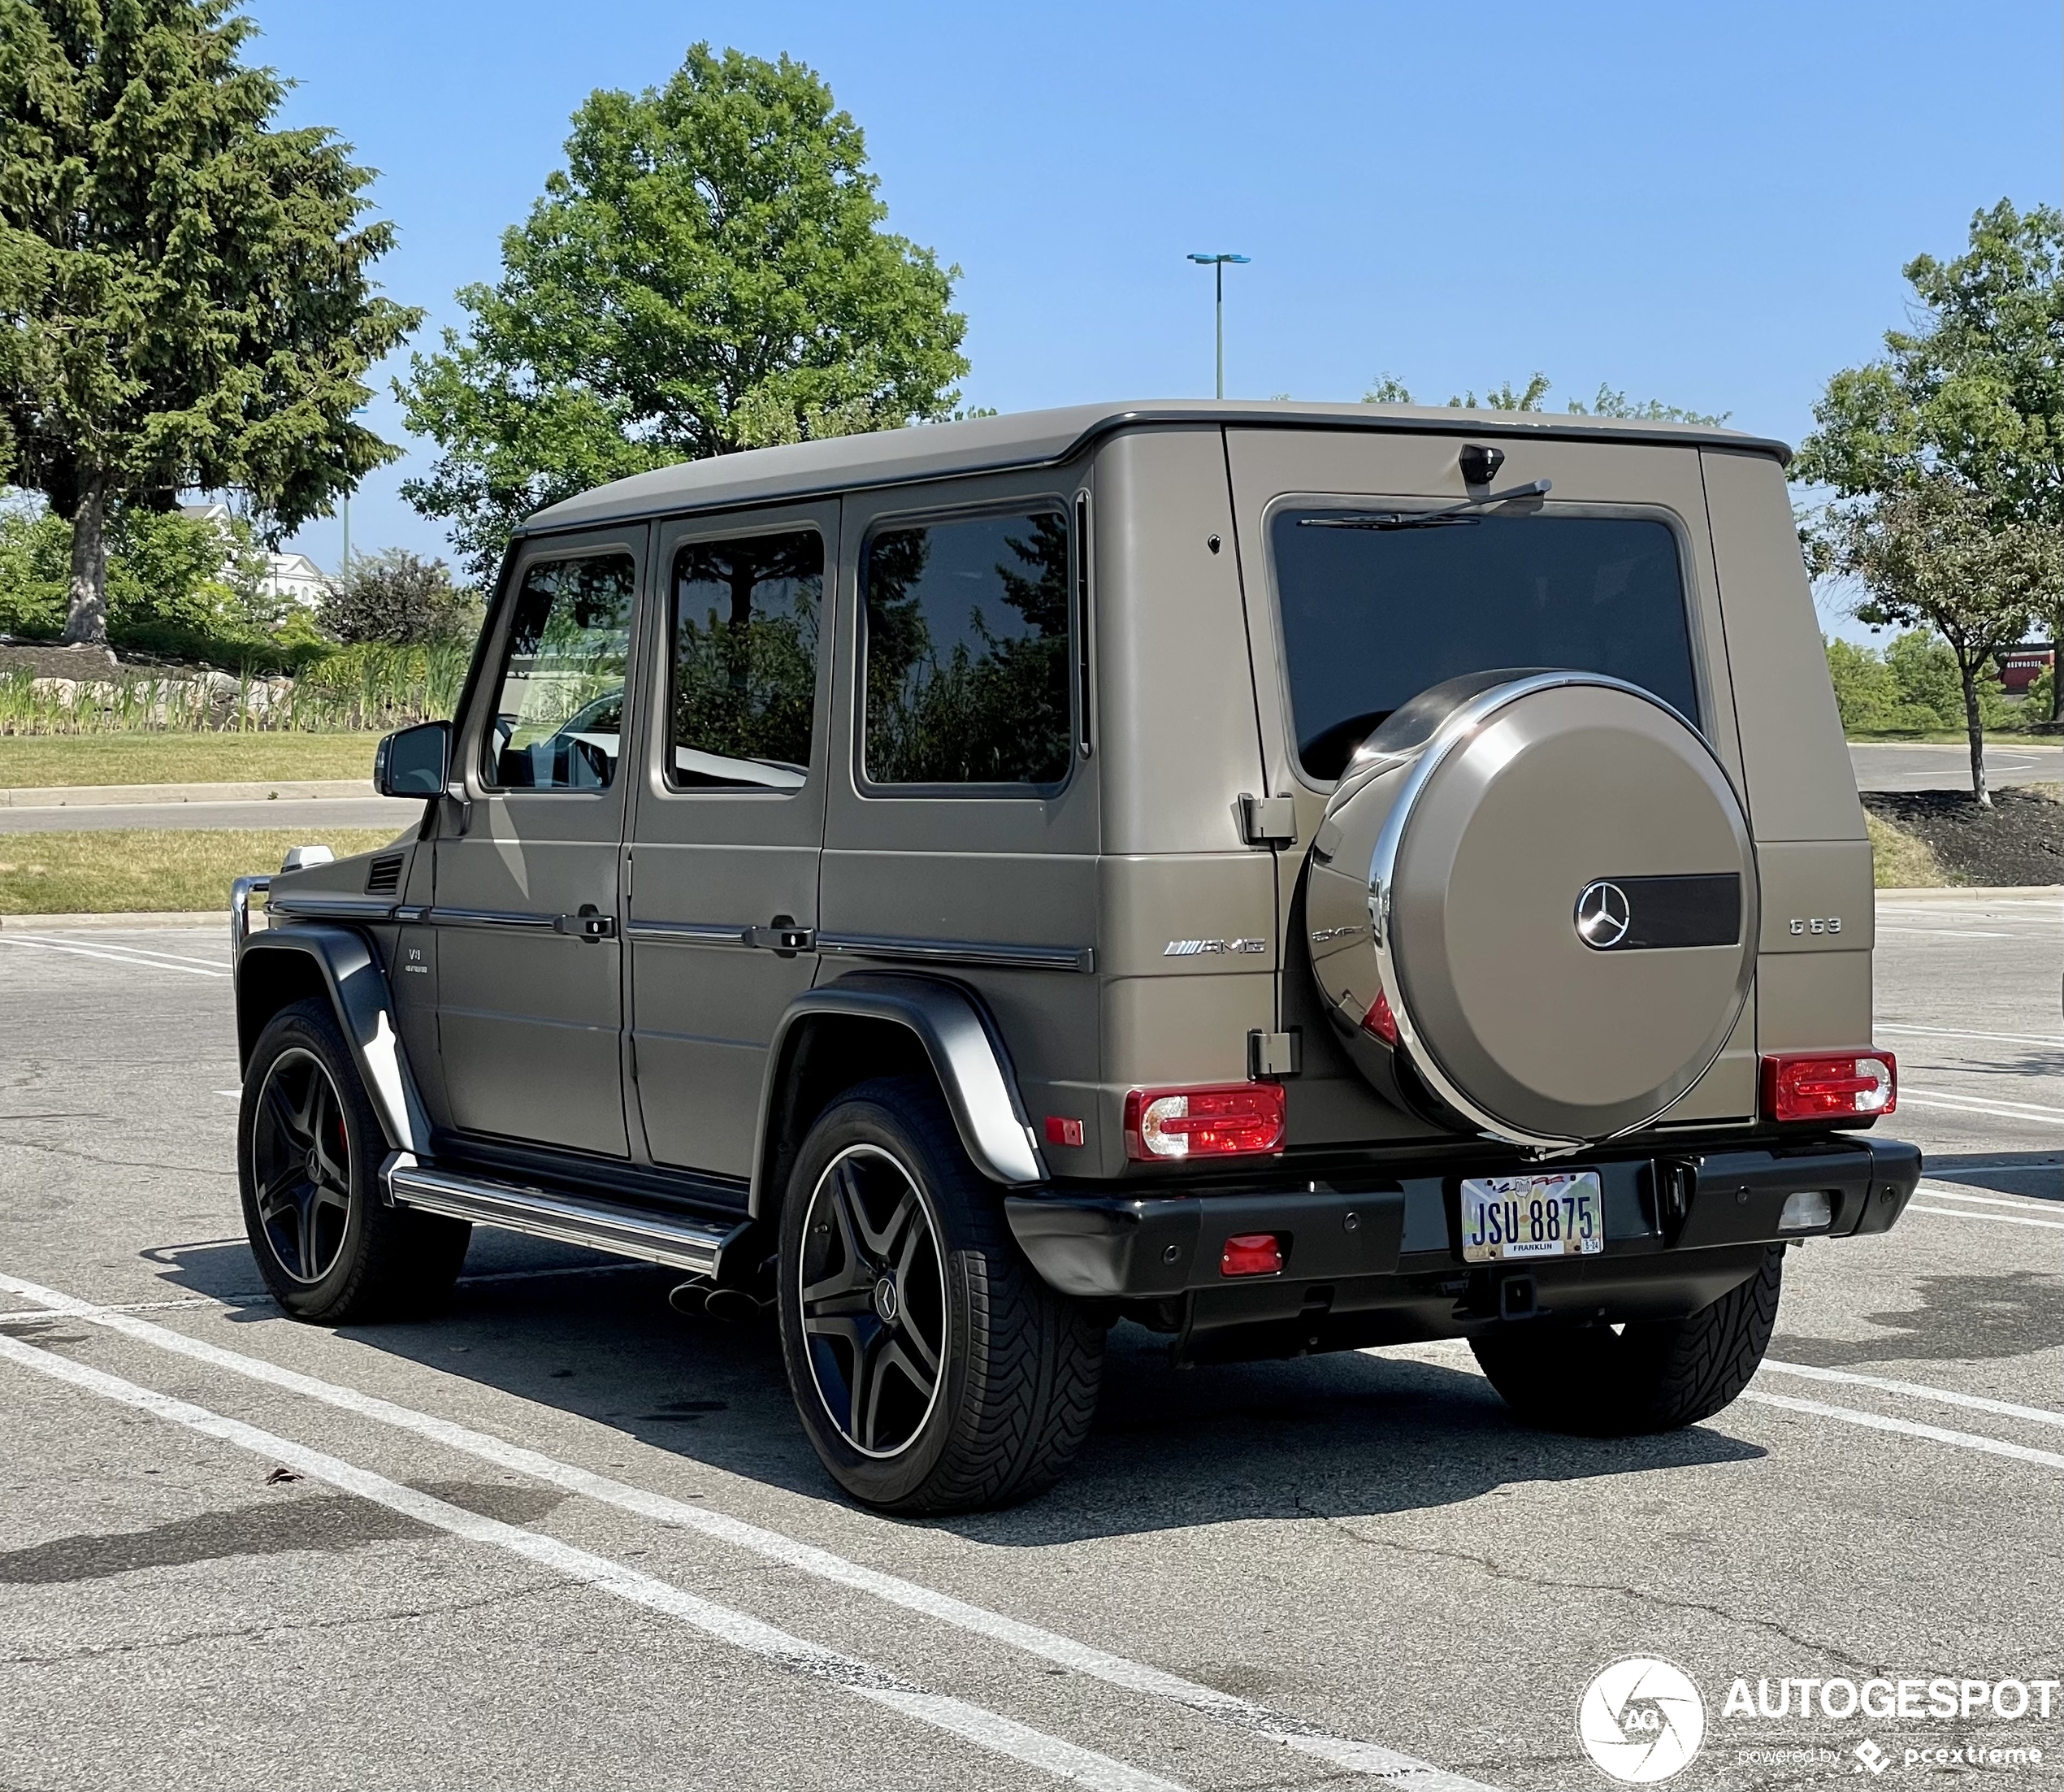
[747,918,814,956]
[555,906,617,942]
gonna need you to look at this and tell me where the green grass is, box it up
[1865,811,1953,888]
[0,828,401,913]
[0,731,385,788]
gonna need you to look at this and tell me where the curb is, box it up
[0,909,241,930]
[1873,885,2063,901]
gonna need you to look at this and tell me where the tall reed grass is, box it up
[0,641,470,735]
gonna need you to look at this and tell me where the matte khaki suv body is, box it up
[232,401,1919,1512]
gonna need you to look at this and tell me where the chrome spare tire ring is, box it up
[250,1047,354,1285]
[797,1143,947,1459]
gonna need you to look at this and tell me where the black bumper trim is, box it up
[1004,1137,1923,1301]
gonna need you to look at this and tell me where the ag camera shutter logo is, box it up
[1578,1656,1706,1782]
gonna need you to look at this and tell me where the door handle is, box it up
[747,918,814,957]
[555,905,617,942]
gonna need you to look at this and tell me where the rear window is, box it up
[861,510,1073,788]
[1270,510,1699,781]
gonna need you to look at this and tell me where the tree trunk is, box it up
[59,475,111,645]
[2050,601,2062,727]
[1958,659,1991,809]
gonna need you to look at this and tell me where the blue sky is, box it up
[258,1,2061,639]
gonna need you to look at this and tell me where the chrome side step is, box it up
[385,1156,747,1278]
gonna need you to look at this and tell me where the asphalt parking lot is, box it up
[0,895,2057,1792]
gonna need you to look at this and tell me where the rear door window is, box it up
[1269,511,1698,781]
[861,510,1072,788]
[670,530,823,791]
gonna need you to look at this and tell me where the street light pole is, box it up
[1187,252,1250,399]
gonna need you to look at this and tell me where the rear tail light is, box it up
[1123,1082,1287,1161]
[1760,1050,1897,1122]
[1221,1232,1284,1277]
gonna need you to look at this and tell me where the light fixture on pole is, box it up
[1186,252,1250,399]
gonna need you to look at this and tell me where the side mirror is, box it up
[375,720,452,798]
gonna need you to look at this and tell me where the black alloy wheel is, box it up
[775,1076,1106,1515]
[249,1047,355,1285]
[237,998,470,1324]
[797,1144,947,1457]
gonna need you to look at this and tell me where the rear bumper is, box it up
[1004,1136,1921,1351]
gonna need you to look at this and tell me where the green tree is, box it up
[0,0,420,645]
[401,43,969,584]
[1815,476,2054,804]
[1796,201,2063,723]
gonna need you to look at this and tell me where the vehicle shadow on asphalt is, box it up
[147,1234,1768,1540]
[1772,1269,2064,1369]
[1919,1151,2062,1202]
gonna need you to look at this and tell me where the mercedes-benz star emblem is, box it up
[1576,880,1632,949]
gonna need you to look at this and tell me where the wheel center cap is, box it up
[305,1148,322,1180]
[872,1274,899,1325]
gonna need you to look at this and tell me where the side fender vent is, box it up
[365,853,405,896]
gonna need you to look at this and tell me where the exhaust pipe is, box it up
[667,1278,772,1326]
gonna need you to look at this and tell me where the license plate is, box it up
[1460,1172,1606,1262]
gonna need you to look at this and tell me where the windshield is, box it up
[1270,510,1699,781]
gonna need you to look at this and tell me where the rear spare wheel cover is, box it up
[1313,674,1756,1148]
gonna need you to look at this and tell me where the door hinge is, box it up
[1248,1028,1303,1079]
[1238,793,1298,848]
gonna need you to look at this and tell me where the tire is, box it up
[776,1076,1104,1514]
[238,998,470,1323]
[1469,1246,1783,1435]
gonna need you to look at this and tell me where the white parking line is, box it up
[0,935,229,978]
[1739,1391,2064,1473]
[1899,1090,2064,1126]
[1917,1187,2062,1214]
[0,931,228,970]
[1879,1023,2064,1049]
[1907,1204,2064,1232]
[0,1329,1191,1792]
[1758,1361,2064,1430]
[0,1269,1498,1792]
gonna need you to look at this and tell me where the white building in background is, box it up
[179,502,332,609]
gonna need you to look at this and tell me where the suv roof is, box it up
[518,398,1791,537]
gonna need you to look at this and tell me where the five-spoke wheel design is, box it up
[249,1046,354,1285]
[798,1144,946,1458]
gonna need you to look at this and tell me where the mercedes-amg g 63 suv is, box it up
[230,401,1920,1513]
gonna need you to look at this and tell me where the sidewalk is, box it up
[0,778,375,807]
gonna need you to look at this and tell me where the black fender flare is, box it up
[236,925,431,1155]
[751,971,1047,1217]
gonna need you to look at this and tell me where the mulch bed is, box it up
[1862,788,2064,887]
[0,641,120,679]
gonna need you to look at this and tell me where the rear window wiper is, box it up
[1299,478,1553,532]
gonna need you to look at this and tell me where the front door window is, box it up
[483,553,637,790]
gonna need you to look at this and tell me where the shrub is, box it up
[1824,637,1897,730]
[1883,630,1963,727]
[0,504,71,636]
[319,548,479,646]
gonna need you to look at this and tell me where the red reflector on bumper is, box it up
[1221,1232,1283,1277]
[1122,1082,1287,1161]
[1760,1050,1897,1122]
[1362,990,1398,1044]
